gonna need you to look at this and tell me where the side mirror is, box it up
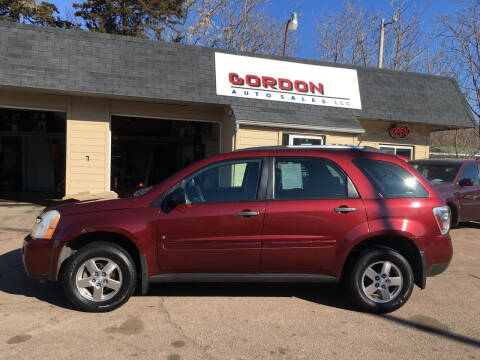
[165,188,186,208]
[459,178,474,187]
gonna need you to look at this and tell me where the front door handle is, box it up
[334,207,357,213]
[237,210,260,217]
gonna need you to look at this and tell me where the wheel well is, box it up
[341,235,424,288]
[446,202,458,223]
[58,232,141,283]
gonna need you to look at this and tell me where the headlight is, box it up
[32,210,61,239]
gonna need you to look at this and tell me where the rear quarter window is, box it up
[354,159,428,198]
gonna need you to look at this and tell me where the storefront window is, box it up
[379,145,413,159]
[283,134,325,146]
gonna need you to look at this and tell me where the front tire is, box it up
[62,242,137,312]
[348,248,414,313]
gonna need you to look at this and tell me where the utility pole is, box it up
[377,14,398,68]
[377,19,385,68]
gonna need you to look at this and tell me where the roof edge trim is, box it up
[236,120,365,134]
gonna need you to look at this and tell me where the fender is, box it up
[48,208,160,283]
[332,217,426,278]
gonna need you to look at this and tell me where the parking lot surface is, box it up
[1,204,479,360]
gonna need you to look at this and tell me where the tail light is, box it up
[433,206,450,235]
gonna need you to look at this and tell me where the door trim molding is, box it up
[148,273,340,283]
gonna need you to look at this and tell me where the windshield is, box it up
[412,163,460,183]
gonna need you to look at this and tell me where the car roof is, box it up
[411,158,480,164]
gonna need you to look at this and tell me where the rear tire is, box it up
[62,241,137,312]
[348,248,414,313]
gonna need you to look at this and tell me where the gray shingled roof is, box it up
[0,21,474,132]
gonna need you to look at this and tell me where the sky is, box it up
[51,0,462,60]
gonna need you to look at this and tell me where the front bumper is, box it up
[22,235,51,279]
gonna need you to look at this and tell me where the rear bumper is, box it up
[22,235,51,279]
[418,234,453,288]
[423,234,453,270]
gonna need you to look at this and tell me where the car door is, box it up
[156,157,267,272]
[456,164,480,221]
[261,156,368,274]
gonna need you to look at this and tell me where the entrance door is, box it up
[156,158,266,272]
[262,156,368,274]
[24,138,54,191]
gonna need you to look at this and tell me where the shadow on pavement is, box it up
[0,249,74,310]
[147,281,357,311]
[1,247,357,311]
[0,247,356,311]
[379,314,480,349]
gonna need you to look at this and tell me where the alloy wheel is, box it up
[75,257,123,302]
[361,261,403,303]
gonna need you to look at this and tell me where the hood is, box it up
[47,197,135,216]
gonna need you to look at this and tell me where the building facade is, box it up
[0,21,474,199]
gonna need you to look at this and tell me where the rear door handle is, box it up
[237,210,260,217]
[334,207,357,213]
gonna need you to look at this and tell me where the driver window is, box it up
[459,165,480,185]
[182,159,262,204]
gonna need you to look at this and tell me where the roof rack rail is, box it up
[235,145,382,152]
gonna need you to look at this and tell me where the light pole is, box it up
[283,12,298,56]
[377,13,398,68]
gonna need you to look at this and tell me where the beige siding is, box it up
[66,97,110,196]
[234,125,356,149]
[357,119,430,160]
[235,126,281,149]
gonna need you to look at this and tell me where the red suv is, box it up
[23,147,453,313]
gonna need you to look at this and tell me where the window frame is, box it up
[378,144,414,160]
[154,157,268,207]
[458,163,480,185]
[268,156,359,201]
[288,134,325,146]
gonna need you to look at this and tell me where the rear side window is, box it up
[274,157,353,199]
[354,159,428,198]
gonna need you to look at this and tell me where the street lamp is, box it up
[377,13,398,68]
[283,12,298,56]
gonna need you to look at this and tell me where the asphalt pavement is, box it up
[0,204,479,360]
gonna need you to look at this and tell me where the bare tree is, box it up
[382,0,428,71]
[166,0,297,55]
[314,0,379,66]
[438,0,480,123]
[431,128,480,158]
[314,0,429,71]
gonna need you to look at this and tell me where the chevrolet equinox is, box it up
[23,147,453,313]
